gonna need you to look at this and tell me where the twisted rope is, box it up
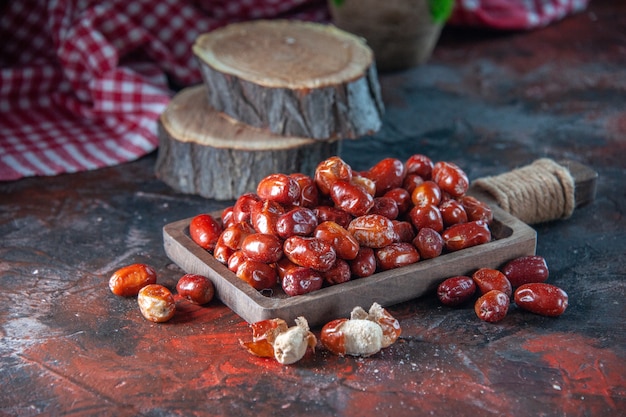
[473,159,575,224]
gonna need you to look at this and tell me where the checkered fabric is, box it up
[0,0,328,181]
[449,0,590,30]
[0,0,588,181]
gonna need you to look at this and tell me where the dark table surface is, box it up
[1,1,625,416]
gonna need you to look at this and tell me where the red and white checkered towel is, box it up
[0,0,327,181]
[449,0,590,31]
[0,0,587,182]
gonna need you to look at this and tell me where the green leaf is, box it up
[332,0,345,7]
[429,0,454,23]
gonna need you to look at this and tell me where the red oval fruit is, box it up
[412,227,444,260]
[276,207,318,239]
[437,275,476,306]
[501,255,549,287]
[281,266,324,296]
[347,214,398,249]
[439,199,468,227]
[189,214,222,251]
[283,236,336,272]
[432,161,469,198]
[240,233,283,263]
[472,268,512,297]
[514,283,568,317]
[349,247,377,278]
[236,260,277,290]
[366,157,405,196]
[109,263,157,297]
[375,242,420,270]
[475,290,509,323]
[408,204,443,233]
[314,221,360,260]
[256,173,300,205]
[411,181,442,208]
[314,156,353,195]
[405,154,433,179]
[330,180,374,217]
[176,274,215,305]
[441,220,491,251]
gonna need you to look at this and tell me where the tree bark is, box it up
[193,19,384,140]
[155,86,340,200]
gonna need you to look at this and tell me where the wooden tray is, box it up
[163,197,536,327]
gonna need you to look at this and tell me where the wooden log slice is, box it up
[192,19,384,140]
[155,85,340,200]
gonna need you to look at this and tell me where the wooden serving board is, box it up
[163,197,536,327]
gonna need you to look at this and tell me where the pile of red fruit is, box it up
[189,155,494,296]
[437,255,568,321]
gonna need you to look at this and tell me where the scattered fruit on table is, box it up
[240,317,317,365]
[137,284,176,323]
[109,263,157,297]
[436,255,568,322]
[320,302,401,357]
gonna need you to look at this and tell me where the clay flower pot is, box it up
[328,0,453,72]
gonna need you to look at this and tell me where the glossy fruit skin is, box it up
[501,255,549,287]
[437,275,476,306]
[330,180,374,217]
[384,188,411,215]
[109,263,157,297]
[314,156,353,195]
[257,173,301,206]
[232,193,261,225]
[411,181,442,208]
[320,319,348,355]
[375,242,420,270]
[349,247,377,278]
[408,204,444,233]
[314,205,353,229]
[442,220,491,252]
[413,227,444,259]
[405,154,434,179]
[314,221,360,260]
[276,207,318,239]
[189,214,223,251]
[474,290,510,323]
[321,259,351,285]
[227,250,246,273]
[176,274,215,305]
[213,240,234,264]
[392,220,416,243]
[439,199,468,227]
[347,214,398,249]
[369,197,399,220]
[514,283,568,317]
[137,284,176,323]
[472,268,512,297]
[250,199,284,235]
[402,174,425,194]
[236,260,277,290]
[351,174,376,197]
[281,266,323,296]
[221,206,235,229]
[241,233,283,263]
[219,222,255,250]
[460,195,493,224]
[283,236,336,272]
[290,173,319,208]
[432,161,470,198]
[366,158,405,196]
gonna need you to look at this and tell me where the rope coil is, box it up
[473,158,575,224]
